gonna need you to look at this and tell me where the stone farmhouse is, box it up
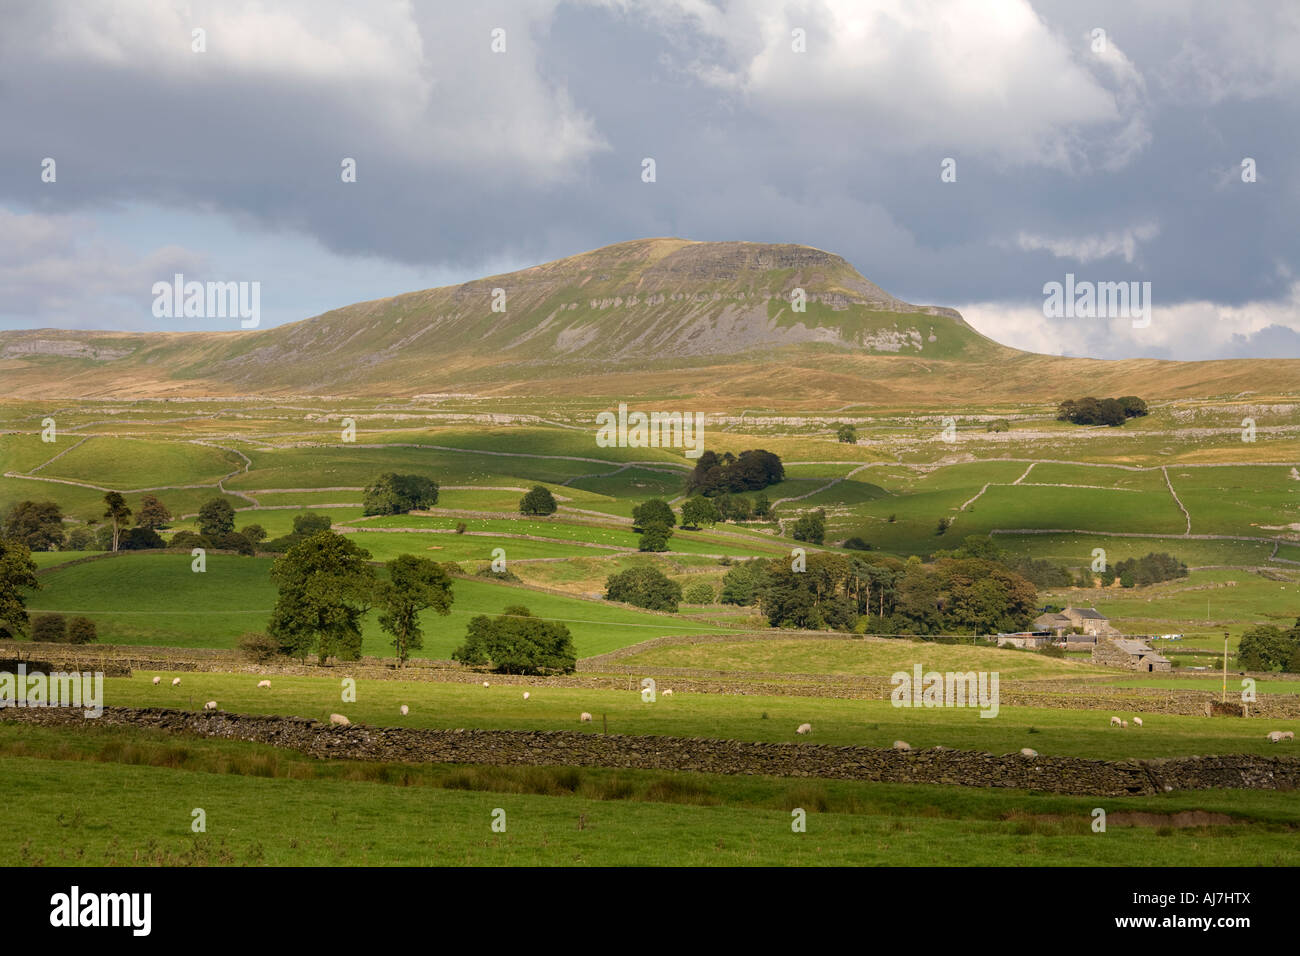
[1092,637,1173,672]
[1032,607,1122,644]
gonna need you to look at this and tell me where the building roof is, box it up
[1110,639,1154,655]
[1066,607,1107,620]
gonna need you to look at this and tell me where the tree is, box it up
[376,554,455,666]
[836,424,857,444]
[1116,396,1149,418]
[638,525,672,552]
[720,560,765,606]
[197,497,236,537]
[687,449,785,496]
[791,510,826,545]
[241,524,267,545]
[680,496,720,529]
[31,613,67,643]
[451,606,576,675]
[631,498,676,531]
[65,527,95,551]
[136,494,172,530]
[267,532,377,663]
[293,512,332,536]
[1238,625,1297,671]
[102,492,132,552]
[683,582,715,604]
[363,473,439,516]
[753,492,771,518]
[3,501,65,551]
[605,566,682,612]
[936,517,950,535]
[119,526,166,550]
[67,616,98,645]
[519,485,558,516]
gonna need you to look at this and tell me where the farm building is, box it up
[1092,637,1173,672]
[1032,607,1120,638]
[996,632,1053,649]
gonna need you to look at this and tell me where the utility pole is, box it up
[1222,632,1229,704]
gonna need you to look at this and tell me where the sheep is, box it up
[482,681,490,687]
[172,677,181,686]
[1284,731,1296,740]
[151,676,161,685]
[1267,731,1287,743]
[795,722,812,735]
[257,680,271,689]
[202,701,217,711]
[1132,717,1143,727]
[522,692,530,700]
[400,704,409,716]
[329,713,350,727]
[893,740,912,751]
[1020,748,1038,757]
[662,688,673,697]
[580,712,593,722]
[1110,716,1121,727]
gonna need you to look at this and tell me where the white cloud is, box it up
[959,282,1300,360]
[1015,223,1159,264]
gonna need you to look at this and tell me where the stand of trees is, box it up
[1056,395,1148,427]
[363,473,439,516]
[686,450,784,496]
[1238,620,1300,672]
[452,606,576,675]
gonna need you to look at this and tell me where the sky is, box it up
[2,0,1298,360]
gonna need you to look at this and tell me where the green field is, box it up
[24,553,736,656]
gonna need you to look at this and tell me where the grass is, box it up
[3,722,1297,866]
[23,551,737,656]
[94,671,1300,759]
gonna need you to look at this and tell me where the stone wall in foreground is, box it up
[5,705,1300,798]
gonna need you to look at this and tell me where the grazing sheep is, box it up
[522,692,530,700]
[151,676,161,685]
[202,701,217,711]
[1132,717,1143,727]
[580,712,593,722]
[1283,731,1296,740]
[329,713,350,727]
[399,704,409,716]
[662,688,673,697]
[1020,748,1038,757]
[1268,731,1285,742]
[482,681,490,687]
[893,740,912,751]
[172,677,181,686]
[1110,716,1121,727]
[257,680,271,689]
[795,722,812,735]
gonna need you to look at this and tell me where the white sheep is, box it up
[257,680,271,689]
[1110,716,1121,727]
[1283,731,1296,740]
[400,704,409,716]
[172,677,181,686]
[1132,717,1143,727]
[580,712,593,722]
[482,681,490,687]
[203,701,217,711]
[151,676,161,685]
[329,713,350,726]
[662,688,673,697]
[1020,748,1038,757]
[522,692,530,700]
[1267,731,1285,743]
[893,740,912,751]
[795,722,812,735]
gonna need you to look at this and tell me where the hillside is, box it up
[1,237,1298,406]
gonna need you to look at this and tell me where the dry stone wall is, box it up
[6,705,1300,798]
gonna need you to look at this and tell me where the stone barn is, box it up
[1092,638,1172,672]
